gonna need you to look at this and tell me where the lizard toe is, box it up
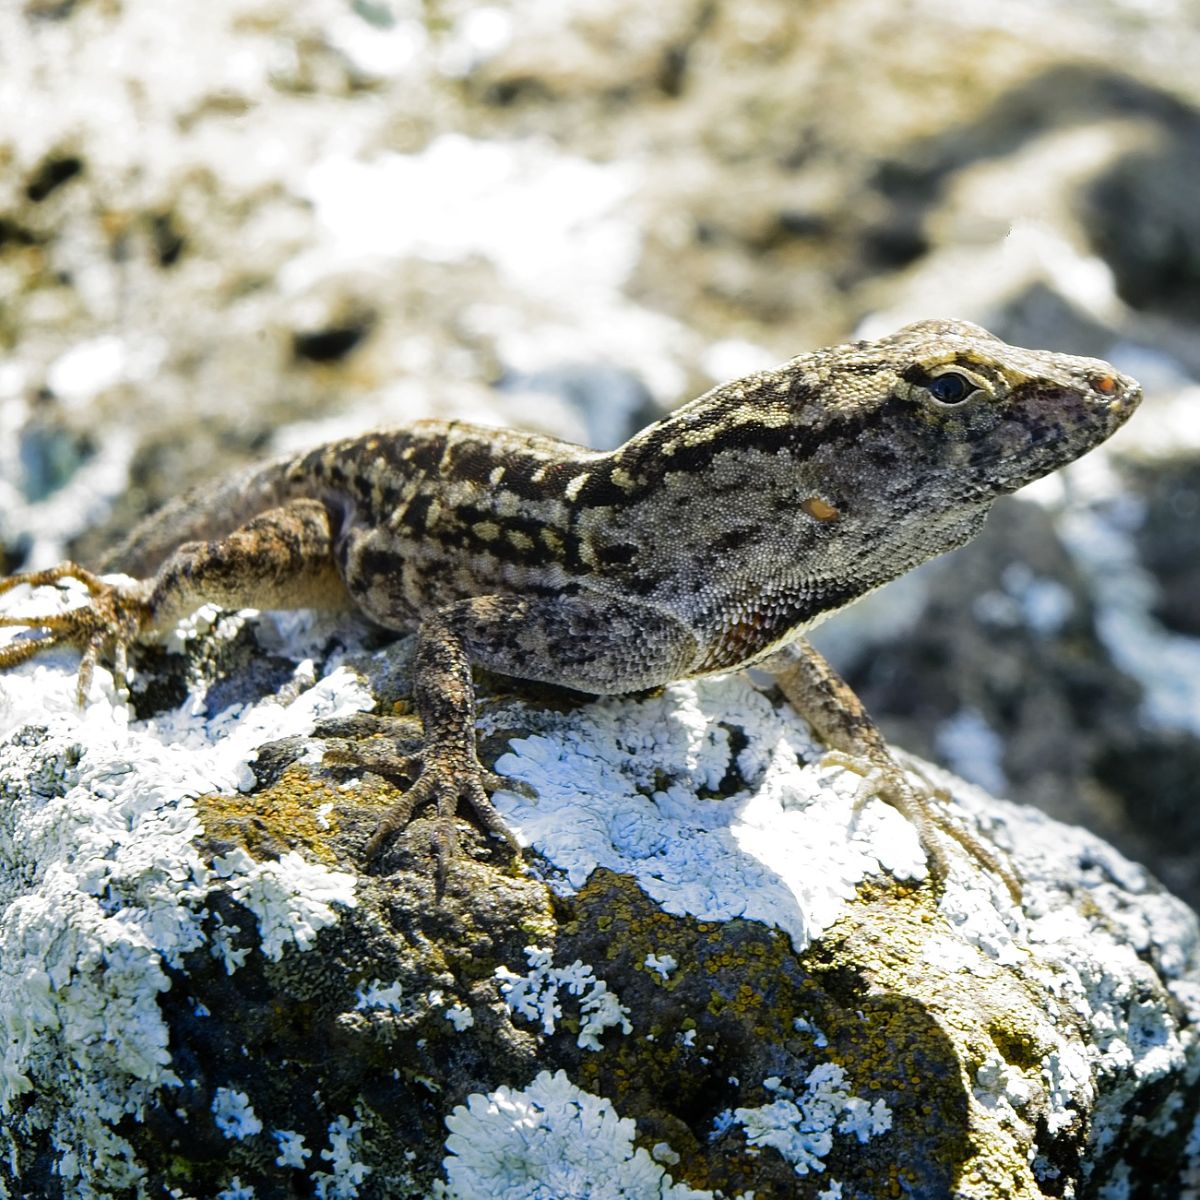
[461,779,522,853]
[362,750,522,874]
[825,748,1021,903]
[363,778,426,864]
[479,768,536,800]
[0,566,149,702]
[0,632,57,671]
[323,739,422,783]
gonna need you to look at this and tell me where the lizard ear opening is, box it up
[801,496,840,522]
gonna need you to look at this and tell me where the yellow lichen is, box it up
[194,763,398,864]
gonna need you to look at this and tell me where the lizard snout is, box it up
[1092,371,1142,428]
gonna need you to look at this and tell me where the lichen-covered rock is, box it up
[0,590,1197,1200]
[3,0,1200,911]
[4,3,1200,1197]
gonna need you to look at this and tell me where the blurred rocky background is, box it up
[1,0,1197,904]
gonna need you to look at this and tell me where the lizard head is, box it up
[848,317,1142,503]
[589,319,1140,621]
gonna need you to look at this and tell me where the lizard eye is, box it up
[926,371,976,405]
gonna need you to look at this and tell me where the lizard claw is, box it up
[326,733,523,879]
[0,563,150,703]
[480,768,536,799]
[365,753,522,889]
[822,748,1022,903]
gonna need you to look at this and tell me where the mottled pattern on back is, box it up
[290,424,604,628]
[0,318,1142,892]
[257,318,1140,682]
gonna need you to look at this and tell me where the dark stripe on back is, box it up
[603,402,915,498]
[443,436,507,485]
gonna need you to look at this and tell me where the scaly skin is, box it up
[0,319,1141,897]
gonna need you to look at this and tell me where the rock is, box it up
[4,0,1200,910]
[4,3,1200,1192]
[0,591,1198,1199]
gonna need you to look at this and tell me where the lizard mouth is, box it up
[965,372,1142,497]
[1049,368,1142,444]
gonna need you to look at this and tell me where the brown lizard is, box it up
[0,319,1140,898]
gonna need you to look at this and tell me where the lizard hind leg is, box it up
[0,563,151,702]
[0,500,351,705]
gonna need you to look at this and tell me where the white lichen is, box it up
[274,1129,312,1168]
[212,847,357,962]
[439,1069,741,1200]
[951,772,1199,1152]
[727,1065,892,1177]
[644,952,678,979]
[209,909,252,975]
[212,1088,263,1140]
[445,1003,475,1032]
[0,585,373,1197]
[792,1017,829,1048]
[313,1114,371,1200]
[974,1052,1034,1115]
[488,674,928,955]
[496,946,632,1051]
[355,979,406,1013]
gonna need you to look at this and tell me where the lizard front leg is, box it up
[360,592,699,874]
[358,609,521,874]
[761,637,1021,902]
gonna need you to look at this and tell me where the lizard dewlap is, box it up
[0,319,1140,898]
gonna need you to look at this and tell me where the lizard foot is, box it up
[324,732,525,881]
[823,749,1021,903]
[0,563,150,703]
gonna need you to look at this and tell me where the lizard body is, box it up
[0,319,1141,896]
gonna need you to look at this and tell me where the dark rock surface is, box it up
[0,611,1198,1198]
